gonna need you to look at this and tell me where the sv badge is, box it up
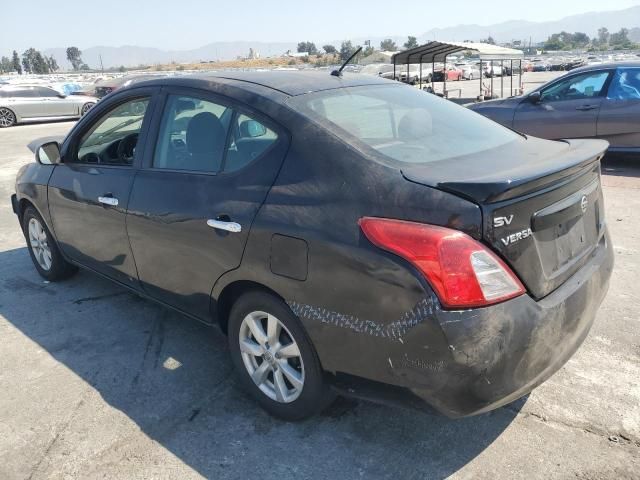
[493,215,514,228]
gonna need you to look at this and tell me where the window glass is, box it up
[76,97,149,165]
[154,95,231,172]
[34,87,59,97]
[607,68,640,100]
[224,113,278,172]
[289,84,520,165]
[541,71,610,101]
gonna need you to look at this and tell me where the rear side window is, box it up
[153,94,278,173]
[607,68,640,100]
[289,84,520,165]
[225,113,278,172]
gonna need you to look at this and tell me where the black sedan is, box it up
[12,72,613,420]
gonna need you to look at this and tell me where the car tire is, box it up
[80,102,95,116]
[228,290,335,421]
[22,206,78,281]
[0,107,16,128]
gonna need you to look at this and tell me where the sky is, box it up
[2,0,640,53]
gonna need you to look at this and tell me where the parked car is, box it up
[457,63,481,80]
[0,85,95,128]
[468,62,640,153]
[94,74,163,98]
[12,71,613,420]
[432,66,463,81]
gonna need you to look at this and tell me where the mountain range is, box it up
[38,6,640,69]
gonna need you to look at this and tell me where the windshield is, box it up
[290,84,521,164]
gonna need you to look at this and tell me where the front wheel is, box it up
[22,206,77,281]
[228,291,335,420]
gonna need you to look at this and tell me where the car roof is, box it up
[135,70,391,96]
[571,61,640,73]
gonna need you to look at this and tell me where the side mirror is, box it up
[36,141,61,165]
[528,91,542,104]
[240,119,267,138]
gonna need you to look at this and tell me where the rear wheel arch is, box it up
[215,280,285,334]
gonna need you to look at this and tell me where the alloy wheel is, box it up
[81,103,94,116]
[239,310,305,403]
[28,218,52,271]
[0,107,15,127]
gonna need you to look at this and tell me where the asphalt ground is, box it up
[0,103,638,479]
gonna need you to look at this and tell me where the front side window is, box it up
[289,84,520,165]
[76,97,149,165]
[541,71,610,102]
[607,68,640,100]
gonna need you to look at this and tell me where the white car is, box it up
[457,64,481,80]
[0,85,96,127]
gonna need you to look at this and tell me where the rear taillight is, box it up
[359,217,525,309]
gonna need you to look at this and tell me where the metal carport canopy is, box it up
[392,41,524,64]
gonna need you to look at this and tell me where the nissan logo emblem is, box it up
[580,195,588,213]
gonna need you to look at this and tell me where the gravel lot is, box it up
[0,112,639,479]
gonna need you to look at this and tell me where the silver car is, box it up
[468,62,640,153]
[0,85,96,128]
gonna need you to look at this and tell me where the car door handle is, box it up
[576,105,598,111]
[207,219,242,233]
[98,195,119,207]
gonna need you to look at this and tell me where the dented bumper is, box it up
[329,232,613,417]
[409,232,614,417]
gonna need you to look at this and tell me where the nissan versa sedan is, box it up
[12,72,613,420]
[0,85,96,127]
[469,62,640,153]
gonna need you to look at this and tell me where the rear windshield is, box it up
[289,84,521,164]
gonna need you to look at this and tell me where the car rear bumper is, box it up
[333,231,614,418]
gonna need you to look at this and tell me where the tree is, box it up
[480,36,496,45]
[12,50,22,74]
[322,44,337,54]
[597,27,610,46]
[297,41,318,55]
[339,40,357,62]
[0,56,12,73]
[79,63,90,70]
[66,46,83,70]
[610,28,633,48]
[46,55,58,72]
[363,45,375,57]
[404,36,418,49]
[21,48,50,74]
[380,38,397,51]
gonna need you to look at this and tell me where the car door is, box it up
[513,70,612,140]
[48,89,158,288]
[35,86,77,116]
[126,88,289,320]
[596,67,640,151]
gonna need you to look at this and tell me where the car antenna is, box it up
[331,47,362,77]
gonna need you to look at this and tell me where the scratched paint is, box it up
[287,297,436,341]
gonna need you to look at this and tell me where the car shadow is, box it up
[602,153,640,178]
[0,246,522,479]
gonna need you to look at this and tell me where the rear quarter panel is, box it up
[213,109,483,386]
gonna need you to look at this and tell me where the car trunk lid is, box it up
[401,137,608,299]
